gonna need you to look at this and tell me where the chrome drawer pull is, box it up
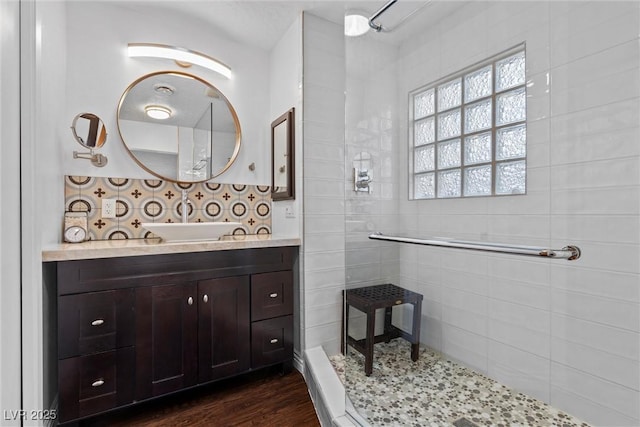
[188,297,193,306]
[270,338,279,344]
[269,293,278,298]
[91,379,105,387]
[91,319,104,326]
[203,294,208,303]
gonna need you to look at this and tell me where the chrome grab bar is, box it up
[368,232,581,261]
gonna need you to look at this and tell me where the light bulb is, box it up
[345,14,370,37]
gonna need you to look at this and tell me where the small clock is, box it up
[63,211,88,243]
[64,225,87,243]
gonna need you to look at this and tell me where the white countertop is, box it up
[42,235,301,262]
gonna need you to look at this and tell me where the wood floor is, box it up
[81,367,321,427]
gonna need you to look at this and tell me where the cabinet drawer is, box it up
[251,271,293,321]
[58,347,134,423]
[251,315,293,368]
[59,289,134,358]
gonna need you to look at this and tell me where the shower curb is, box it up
[304,346,370,427]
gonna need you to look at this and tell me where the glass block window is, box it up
[410,47,526,199]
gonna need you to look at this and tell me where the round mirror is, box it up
[71,113,107,149]
[117,71,241,183]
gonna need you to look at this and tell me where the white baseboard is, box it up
[294,350,304,373]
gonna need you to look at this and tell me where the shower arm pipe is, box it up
[368,232,581,261]
[368,0,398,32]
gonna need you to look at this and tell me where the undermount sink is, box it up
[141,222,241,242]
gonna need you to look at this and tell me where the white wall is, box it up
[301,13,346,355]
[20,1,68,423]
[1,2,23,425]
[545,3,639,423]
[269,15,303,239]
[63,1,270,187]
[389,2,639,425]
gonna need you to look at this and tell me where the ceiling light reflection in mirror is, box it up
[145,105,172,120]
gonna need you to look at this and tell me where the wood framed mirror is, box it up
[271,108,295,201]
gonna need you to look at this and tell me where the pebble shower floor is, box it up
[330,340,591,427]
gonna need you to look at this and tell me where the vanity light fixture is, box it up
[145,105,172,120]
[344,13,370,37]
[128,43,232,79]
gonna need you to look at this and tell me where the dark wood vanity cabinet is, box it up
[51,246,296,425]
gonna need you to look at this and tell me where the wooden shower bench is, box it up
[343,283,423,376]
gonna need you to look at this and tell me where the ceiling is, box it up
[125,0,449,51]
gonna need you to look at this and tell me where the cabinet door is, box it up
[198,276,250,383]
[135,283,198,400]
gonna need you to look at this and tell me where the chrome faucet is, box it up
[181,189,191,223]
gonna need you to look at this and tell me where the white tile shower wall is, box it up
[387,2,640,425]
[488,340,550,402]
[302,14,346,356]
[344,31,403,341]
[546,2,640,422]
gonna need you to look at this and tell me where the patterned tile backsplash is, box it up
[65,176,272,240]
